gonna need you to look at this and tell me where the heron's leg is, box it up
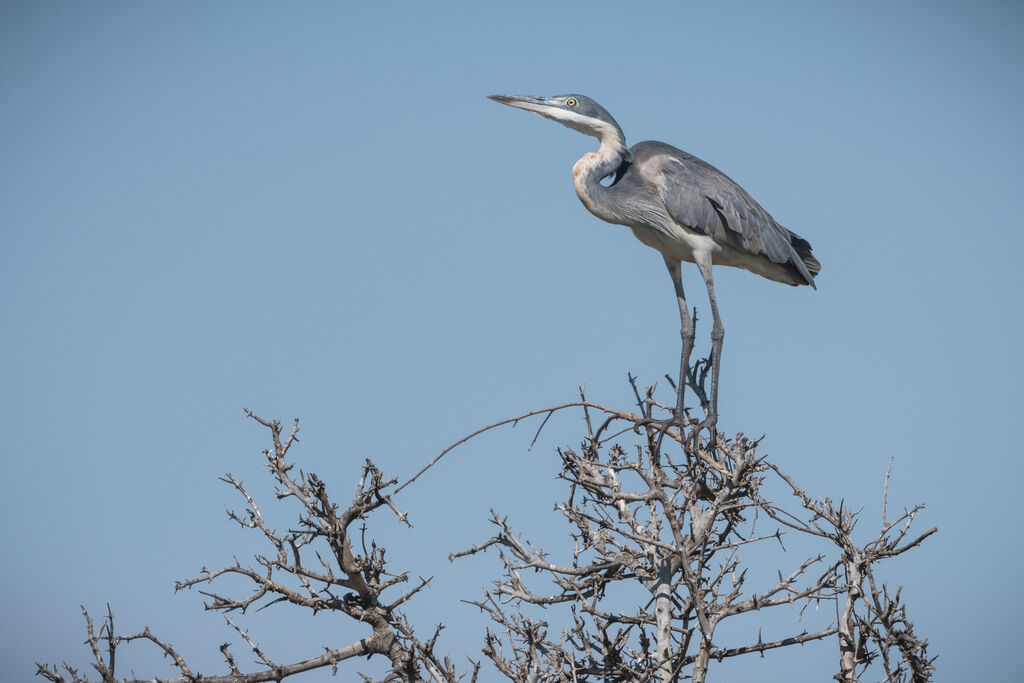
[695,255,724,427]
[664,257,694,425]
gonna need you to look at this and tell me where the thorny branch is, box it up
[765,465,937,683]
[40,368,934,683]
[451,380,935,683]
[37,410,472,683]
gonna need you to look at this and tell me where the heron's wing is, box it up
[654,146,815,279]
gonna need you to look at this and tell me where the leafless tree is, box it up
[767,462,937,682]
[450,376,936,682]
[37,362,935,682]
[37,410,473,683]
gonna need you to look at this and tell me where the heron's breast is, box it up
[626,221,720,264]
[571,154,599,199]
[571,153,618,222]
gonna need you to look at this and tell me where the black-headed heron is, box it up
[489,94,820,428]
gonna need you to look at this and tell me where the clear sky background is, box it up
[2,2,1021,681]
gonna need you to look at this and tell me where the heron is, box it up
[489,94,820,428]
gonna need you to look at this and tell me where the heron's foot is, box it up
[695,413,720,451]
[673,400,694,429]
[639,406,694,434]
[642,415,687,431]
[696,411,718,432]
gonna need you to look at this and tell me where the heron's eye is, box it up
[566,97,578,108]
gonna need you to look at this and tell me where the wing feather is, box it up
[644,141,816,285]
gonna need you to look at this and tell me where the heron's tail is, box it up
[787,231,820,285]
[802,253,821,277]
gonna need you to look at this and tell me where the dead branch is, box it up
[40,369,934,683]
[451,377,934,682]
[37,412,473,683]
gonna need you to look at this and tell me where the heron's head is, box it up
[488,94,626,147]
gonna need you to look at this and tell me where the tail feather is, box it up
[787,231,820,281]
[778,229,819,288]
[802,254,821,276]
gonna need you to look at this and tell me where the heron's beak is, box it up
[487,94,558,116]
[488,93,609,142]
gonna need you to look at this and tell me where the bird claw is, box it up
[637,410,692,435]
[672,403,695,430]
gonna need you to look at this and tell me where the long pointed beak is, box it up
[487,93,606,141]
[487,94,555,115]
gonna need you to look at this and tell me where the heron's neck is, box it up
[572,130,628,222]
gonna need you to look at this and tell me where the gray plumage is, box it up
[637,140,820,285]
[489,93,819,426]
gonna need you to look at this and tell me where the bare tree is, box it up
[37,410,473,683]
[768,463,937,682]
[449,377,936,682]
[37,366,935,682]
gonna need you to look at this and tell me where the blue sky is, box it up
[2,1,1021,680]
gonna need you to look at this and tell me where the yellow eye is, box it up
[566,97,578,107]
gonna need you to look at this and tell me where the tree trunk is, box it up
[692,638,712,683]
[838,559,862,683]
[653,561,674,683]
